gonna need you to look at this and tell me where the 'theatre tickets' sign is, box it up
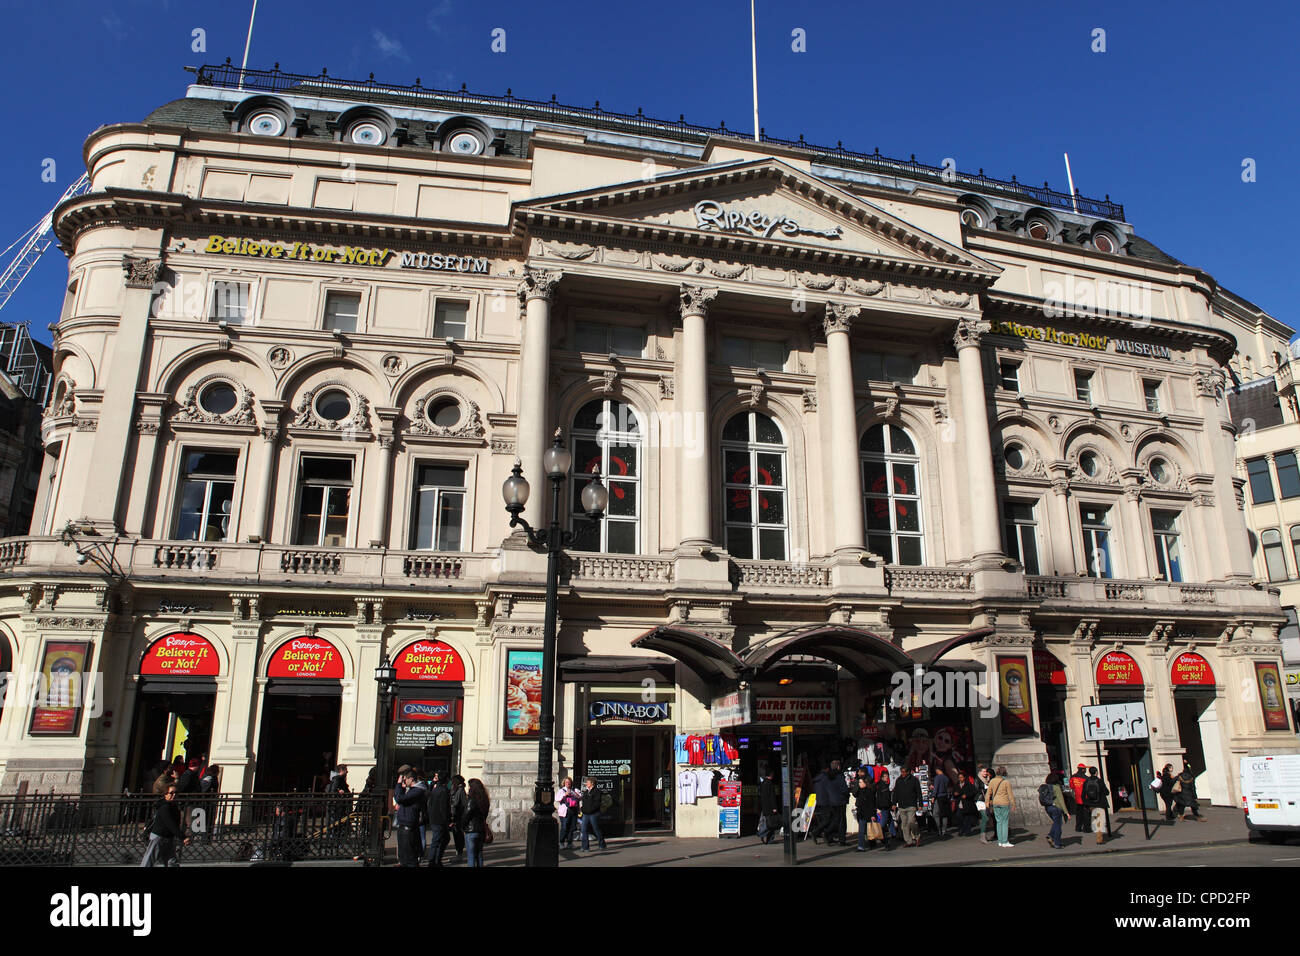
[140,633,219,677]
[267,637,344,679]
[753,697,836,726]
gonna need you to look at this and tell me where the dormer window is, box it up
[1092,232,1116,254]
[1027,219,1052,241]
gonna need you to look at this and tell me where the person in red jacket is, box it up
[1068,764,1089,833]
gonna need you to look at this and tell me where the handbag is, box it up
[1149,777,1162,791]
[484,822,495,845]
[975,800,986,812]
[1171,779,1183,795]
[866,820,883,841]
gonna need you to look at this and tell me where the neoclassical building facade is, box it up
[0,64,1292,834]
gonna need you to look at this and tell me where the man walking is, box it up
[822,759,850,846]
[424,773,451,866]
[893,765,923,848]
[392,768,427,867]
[758,768,781,845]
[1069,764,1089,833]
[1082,766,1110,845]
[1174,762,1205,821]
[580,777,608,852]
[140,783,189,867]
[448,775,468,861]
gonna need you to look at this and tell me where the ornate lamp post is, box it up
[371,655,397,866]
[502,429,608,867]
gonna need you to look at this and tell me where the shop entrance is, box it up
[255,688,342,793]
[391,696,463,784]
[124,683,215,792]
[1097,687,1152,812]
[581,727,672,836]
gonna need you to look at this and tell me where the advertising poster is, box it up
[586,757,630,826]
[996,655,1034,735]
[504,649,543,738]
[1255,661,1291,731]
[29,640,92,736]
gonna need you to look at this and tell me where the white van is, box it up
[1240,754,1300,842]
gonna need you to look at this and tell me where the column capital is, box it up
[953,318,991,351]
[122,255,163,290]
[679,284,719,318]
[516,268,562,304]
[822,302,861,337]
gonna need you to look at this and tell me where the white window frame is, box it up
[722,411,790,561]
[1074,368,1094,403]
[321,288,363,333]
[1003,499,1041,575]
[1150,509,1185,583]
[207,277,258,325]
[1142,379,1163,414]
[293,453,356,548]
[861,423,925,566]
[434,298,471,340]
[570,398,642,554]
[174,447,241,542]
[1262,528,1288,582]
[1079,502,1115,579]
[410,462,468,551]
[998,359,1021,393]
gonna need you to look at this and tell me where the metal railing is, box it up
[0,792,377,866]
[191,62,1124,221]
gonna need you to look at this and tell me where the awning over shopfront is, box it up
[631,626,745,683]
[908,627,996,668]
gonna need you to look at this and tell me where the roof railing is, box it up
[190,62,1125,222]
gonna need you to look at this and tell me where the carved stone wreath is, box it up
[1001,441,1047,478]
[409,390,485,439]
[292,381,370,433]
[1140,453,1189,491]
[1069,445,1118,485]
[172,374,256,426]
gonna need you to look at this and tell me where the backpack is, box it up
[1038,783,1055,807]
[1082,778,1103,805]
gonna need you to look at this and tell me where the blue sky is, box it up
[1,0,1296,344]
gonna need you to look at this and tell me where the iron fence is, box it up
[191,62,1125,221]
[0,792,379,866]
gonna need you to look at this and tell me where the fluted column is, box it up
[824,303,866,554]
[370,408,401,548]
[248,400,286,543]
[678,284,717,548]
[953,320,1003,561]
[516,269,562,514]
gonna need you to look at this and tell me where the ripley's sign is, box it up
[693,200,843,240]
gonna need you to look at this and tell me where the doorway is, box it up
[255,691,342,793]
[582,727,672,835]
[124,685,215,793]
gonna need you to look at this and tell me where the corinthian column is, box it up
[678,284,717,548]
[516,269,562,513]
[824,303,865,554]
[953,320,1003,562]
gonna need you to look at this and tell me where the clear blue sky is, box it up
[1,0,1296,344]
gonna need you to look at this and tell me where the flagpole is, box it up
[239,0,259,90]
[1063,152,1080,214]
[750,0,760,142]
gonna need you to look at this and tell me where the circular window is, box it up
[315,388,352,423]
[199,381,238,416]
[1149,457,1170,484]
[429,398,461,428]
[1079,450,1101,478]
[349,121,386,146]
[1093,232,1117,254]
[1004,443,1027,470]
[1027,219,1052,241]
[446,130,484,155]
[247,110,286,136]
[961,207,985,229]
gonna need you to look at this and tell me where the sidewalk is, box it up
[463,806,1248,867]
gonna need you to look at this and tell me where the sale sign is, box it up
[267,637,344,679]
[140,633,219,677]
[1170,652,1214,686]
[1095,651,1143,686]
[393,639,465,682]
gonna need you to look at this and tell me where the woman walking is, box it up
[976,765,993,843]
[986,766,1016,848]
[461,778,491,867]
[555,777,580,849]
[874,769,895,848]
[956,771,981,836]
[1043,772,1069,849]
[1157,763,1177,822]
[853,776,878,851]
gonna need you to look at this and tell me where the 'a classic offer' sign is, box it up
[394,640,465,682]
[1095,651,1143,686]
[267,637,344,679]
[140,633,219,677]
[1171,652,1215,686]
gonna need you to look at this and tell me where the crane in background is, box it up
[0,172,90,404]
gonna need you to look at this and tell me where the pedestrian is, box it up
[874,769,895,848]
[448,774,468,861]
[932,765,952,836]
[151,765,176,797]
[1068,763,1089,833]
[1156,763,1177,822]
[140,783,189,867]
[758,768,781,845]
[821,758,850,846]
[392,768,427,867]
[956,770,980,836]
[853,776,878,851]
[976,764,993,842]
[579,776,608,852]
[1174,762,1205,821]
[809,763,831,844]
[1082,766,1110,844]
[461,778,491,867]
[1041,772,1069,849]
[893,765,923,848]
[424,773,451,866]
[986,766,1016,848]
[175,757,202,795]
[556,777,581,849]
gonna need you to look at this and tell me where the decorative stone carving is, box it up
[516,269,562,303]
[381,354,405,376]
[822,302,860,336]
[599,370,619,395]
[409,391,486,439]
[135,418,160,435]
[658,375,675,399]
[679,284,719,317]
[122,255,162,290]
[49,377,77,418]
[744,383,766,408]
[1123,482,1142,501]
[802,388,818,412]
[878,398,899,420]
[1193,369,1225,399]
[291,381,370,433]
[709,262,747,279]
[1118,422,1135,443]
[652,255,696,273]
[268,346,294,370]
[931,290,971,308]
[172,374,256,426]
[36,616,104,630]
[74,418,98,432]
[490,438,515,455]
[952,319,990,350]
[852,279,886,297]
[545,243,596,260]
[932,403,948,423]
[1047,414,1064,434]
[1192,492,1215,507]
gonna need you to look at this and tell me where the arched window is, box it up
[861,423,924,565]
[572,399,641,553]
[722,411,788,560]
[1262,528,1288,582]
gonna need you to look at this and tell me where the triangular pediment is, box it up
[517,158,1000,282]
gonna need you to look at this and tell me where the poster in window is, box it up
[504,649,543,738]
[1255,662,1291,731]
[29,640,93,736]
[996,655,1034,735]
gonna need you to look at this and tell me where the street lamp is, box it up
[371,655,397,866]
[502,428,608,867]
